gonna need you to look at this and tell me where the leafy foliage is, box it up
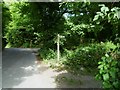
[92,4,120,42]
[2,2,11,49]
[6,2,34,47]
[96,44,120,89]
[39,48,57,60]
[63,43,106,72]
[2,2,120,88]
[2,2,11,36]
[6,2,66,48]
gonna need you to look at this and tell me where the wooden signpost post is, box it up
[57,34,65,61]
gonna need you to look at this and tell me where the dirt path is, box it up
[2,48,102,88]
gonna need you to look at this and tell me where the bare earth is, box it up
[2,48,102,88]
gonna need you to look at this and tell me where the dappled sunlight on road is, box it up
[2,48,102,88]
[2,48,58,88]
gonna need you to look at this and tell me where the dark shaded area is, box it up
[2,37,7,50]
[54,71,102,88]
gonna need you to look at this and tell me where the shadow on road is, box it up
[55,71,102,88]
[2,48,102,88]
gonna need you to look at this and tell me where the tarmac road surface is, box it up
[2,48,102,88]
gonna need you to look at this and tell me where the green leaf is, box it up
[104,65,108,70]
[93,15,99,21]
[103,81,112,88]
[95,74,102,80]
[100,68,104,74]
[110,71,116,79]
[101,6,109,13]
[98,64,103,69]
[105,53,109,57]
[111,61,117,66]
[113,81,119,88]
[99,4,105,7]
[98,61,102,64]
[101,57,105,60]
[103,73,109,81]
[111,67,117,72]
[96,21,100,24]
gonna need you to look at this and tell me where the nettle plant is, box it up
[96,44,120,89]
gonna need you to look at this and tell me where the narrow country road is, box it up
[2,48,102,88]
[2,48,57,88]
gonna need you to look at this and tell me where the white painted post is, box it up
[57,34,60,61]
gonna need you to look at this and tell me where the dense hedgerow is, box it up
[63,43,105,70]
[96,44,120,89]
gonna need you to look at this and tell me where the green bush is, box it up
[39,48,57,60]
[63,43,106,71]
[96,45,120,89]
[63,41,118,72]
[6,26,39,48]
